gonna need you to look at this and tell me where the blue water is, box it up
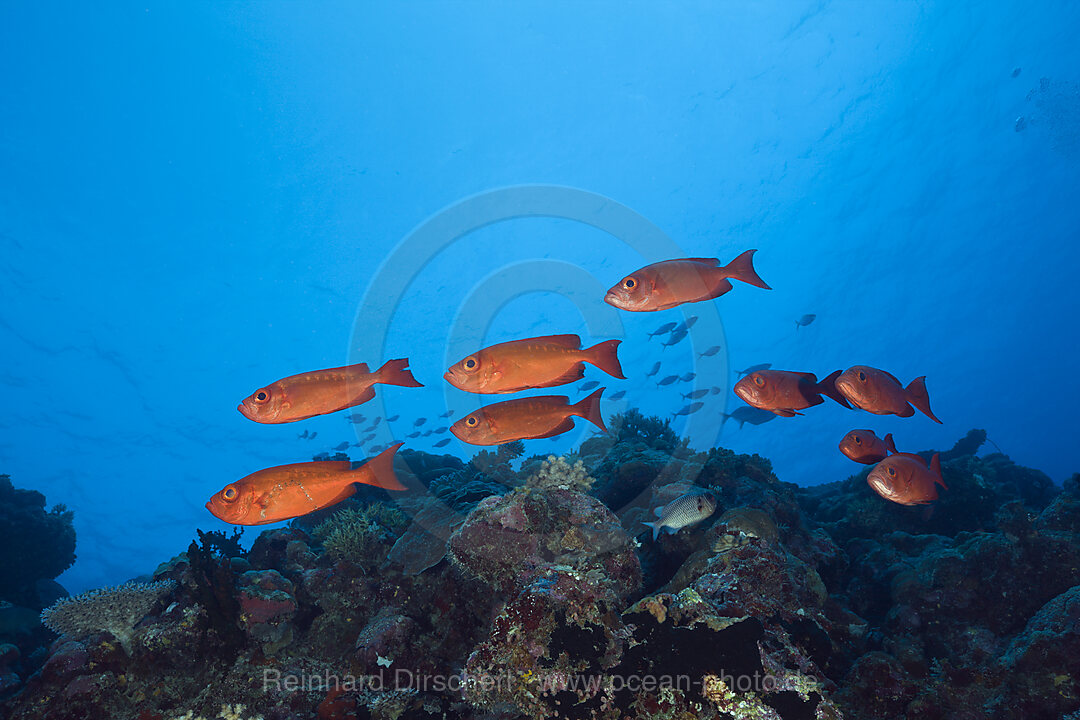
[1,2,1077,594]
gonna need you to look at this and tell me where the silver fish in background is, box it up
[642,490,718,540]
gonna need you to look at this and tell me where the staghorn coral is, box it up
[40,580,175,654]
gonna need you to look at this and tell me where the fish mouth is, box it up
[237,402,252,418]
[603,290,623,307]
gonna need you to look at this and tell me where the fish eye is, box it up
[622,277,637,289]
[222,485,239,502]
[887,466,896,477]
[253,389,270,403]
[858,371,866,382]
[466,416,478,427]
[753,375,765,387]
[853,435,861,444]
[464,357,478,371]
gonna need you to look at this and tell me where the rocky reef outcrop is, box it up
[1,420,1077,719]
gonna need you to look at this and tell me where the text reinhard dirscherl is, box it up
[262,668,780,695]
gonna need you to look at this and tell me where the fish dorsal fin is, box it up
[881,369,903,386]
[884,433,897,455]
[532,334,582,349]
[683,257,720,266]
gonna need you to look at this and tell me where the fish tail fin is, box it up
[357,442,407,491]
[817,370,851,408]
[884,433,897,455]
[641,521,661,541]
[584,339,625,379]
[375,358,424,388]
[572,387,607,433]
[905,376,942,423]
[721,249,771,289]
[930,453,947,488]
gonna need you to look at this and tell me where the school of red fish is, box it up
[207,248,946,525]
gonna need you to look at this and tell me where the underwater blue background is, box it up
[1,1,1077,595]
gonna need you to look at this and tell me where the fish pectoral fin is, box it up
[773,408,799,417]
[653,506,664,517]
[350,386,377,406]
[898,404,915,418]
[533,417,576,439]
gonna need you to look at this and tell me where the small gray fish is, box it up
[672,316,699,334]
[722,406,778,429]
[609,390,627,400]
[672,402,705,417]
[709,387,723,395]
[297,430,309,439]
[439,410,455,418]
[679,372,696,382]
[434,426,448,434]
[387,415,400,422]
[662,329,688,350]
[414,418,427,427]
[422,429,433,436]
[645,361,661,378]
[309,431,318,439]
[648,321,677,339]
[795,314,816,330]
[682,389,709,400]
[699,345,722,357]
[643,490,718,540]
[406,431,421,438]
[657,375,680,387]
[434,438,451,448]
[333,441,350,451]
[736,363,772,377]
[579,380,601,392]
[363,433,375,442]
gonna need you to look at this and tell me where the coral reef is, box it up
[2,420,1078,720]
[0,474,75,610]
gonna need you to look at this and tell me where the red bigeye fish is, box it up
[238,359,423,424]
[450,388,606,445]
[733,369,850,416]
[835,366,942,423]
[206,443,406,525]
[839,429,897,464]
[867,452,947,506]
[444,335,624,394]
[604,250,771,312]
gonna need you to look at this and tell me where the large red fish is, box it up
[206,444,406,525]
[238,359,422,424]
[866,452,947,506]
[835,366,942,423]
[604,250,770,312]
[444,334,624,394]
[450,388,606,445]
[839,429,896,464]
[733,369,850,416]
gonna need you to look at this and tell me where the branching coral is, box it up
[40,580,175,653]
[313,503,407,569]
[524,455,596,492]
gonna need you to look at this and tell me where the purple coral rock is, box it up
[41,641,89,683]
[238,570,297,626]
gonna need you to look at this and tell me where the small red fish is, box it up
[839,429,897,464]
[867,452,947,506]
[444,334,624,394]
[206,444,406,525]
[604,250,770,312]
[450,388,606,445]
[835,366,941,423]
[239,359,422,424]
[733,369,850,416]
